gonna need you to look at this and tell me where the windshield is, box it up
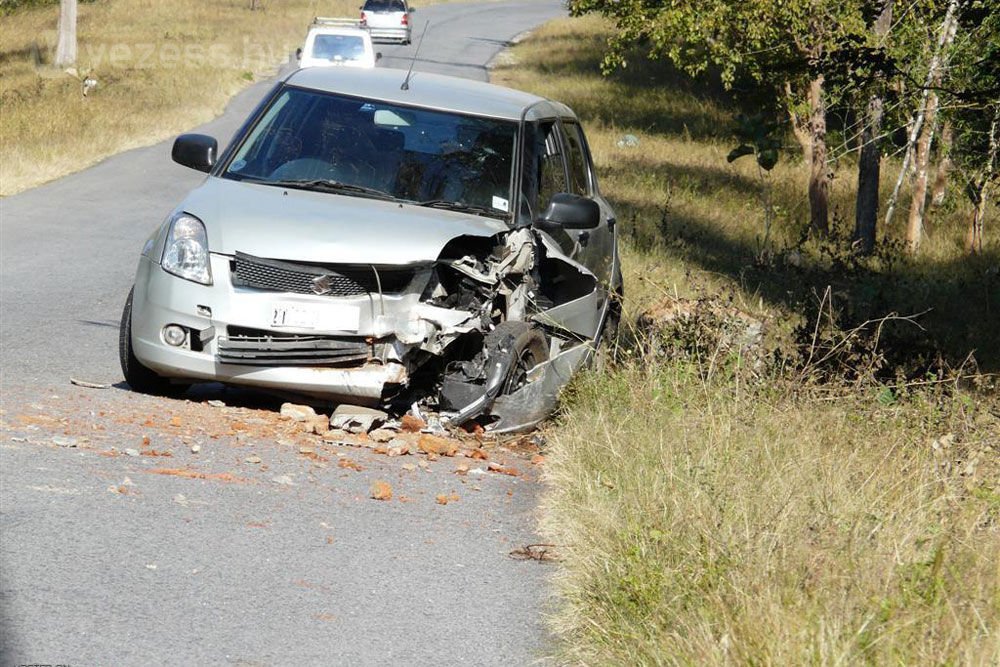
[310,34,367,62]
[223,87,517,217]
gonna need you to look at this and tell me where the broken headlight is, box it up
[161,212,212,285]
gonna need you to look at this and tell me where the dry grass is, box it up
[0,0,455,196]
[493,16,1000,665]
[544,363,999,665]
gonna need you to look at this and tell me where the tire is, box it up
[592,286,623,372]
[485,321,549,396]
[119,287,188,397]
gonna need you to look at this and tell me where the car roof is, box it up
[284,67,572,121]
[307,26,370,37]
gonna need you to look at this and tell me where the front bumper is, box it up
[130,255,412,402]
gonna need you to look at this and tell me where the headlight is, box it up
[161,213,212,285]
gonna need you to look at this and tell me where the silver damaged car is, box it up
[120,67,621,432]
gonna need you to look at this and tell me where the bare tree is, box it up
[884,0,961,237]
[54,0,78,68]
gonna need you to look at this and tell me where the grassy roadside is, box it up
[0,0,452,196]
[492,16,1000,665]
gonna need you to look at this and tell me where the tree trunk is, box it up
[54,0,78,68]
[852,0,893,254]
[884,0,960,229]
[808,75,829,237]
[784,81,812,164]
[966,189,986,254]
[967,112,999,253]
[930,121,953,207]
[906,92,940,253]
[854,95,884,254]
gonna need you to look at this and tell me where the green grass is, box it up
[493,15,1000,665]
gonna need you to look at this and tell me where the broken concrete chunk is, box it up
[418,434,458,457]
[52,436,78,448]
[400,414,427,432]
[370,480,393,501]
[330,404,388,434]
[369,428,396,443]
[281,403,317,422]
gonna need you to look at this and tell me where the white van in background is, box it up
[297,18,381,69]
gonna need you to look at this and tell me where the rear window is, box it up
[310,34,367,62]
[363,0,406,11]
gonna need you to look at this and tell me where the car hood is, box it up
[180,177,509,264]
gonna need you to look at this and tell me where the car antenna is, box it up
[401,21,429,91]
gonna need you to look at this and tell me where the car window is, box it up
[535,121,567,214]
[224,87,516,217]
[559,122,591,197]
[311,34,367,62]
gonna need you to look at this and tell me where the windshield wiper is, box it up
[416,199,506,218]
[244,178,397,201]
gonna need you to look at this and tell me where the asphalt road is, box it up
[0,1,567,664]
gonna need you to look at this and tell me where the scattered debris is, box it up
[52,436,78,448]
[386,441,410,457]
[69,377,110,389]
[190,443,201,454]
[419,434,458,457]
[369,428,396,443]
[146,468,246,483]
[435,492,460,505]
[400,413,426,432]
[338,458,363,471]
[280,403,316,422]
[207,400,226,408]
[488,461,520,476]
[124,448,140,457]
[271,474,296,486]
[509,544,560,562]
[530,454,546,465]
[244,455,262,464]
[370,480,393,501]
[331,405,387,433]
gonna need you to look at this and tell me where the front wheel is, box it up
[485,321,549,397]
[119,287,188,397]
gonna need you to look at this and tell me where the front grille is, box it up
[218,327,371,366]
[232,251,418,296]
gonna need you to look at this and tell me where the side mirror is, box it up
[537,193,600,230]
[408,6,416,11]
[376,52,383,61]
[295,47,302,60]
[171,134,217,173]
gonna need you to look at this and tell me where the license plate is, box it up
[271,303,360,331]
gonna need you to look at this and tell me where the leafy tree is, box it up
[568,0,871,238]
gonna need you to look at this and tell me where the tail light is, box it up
[360,11,367,25]
[401,13,408,25]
